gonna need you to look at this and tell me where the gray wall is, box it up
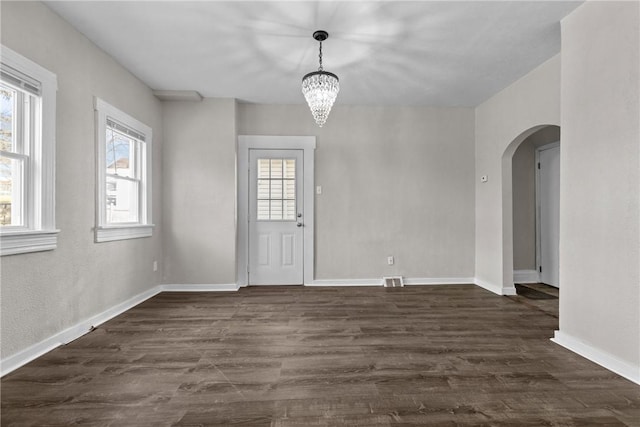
[512,126,561,270]
[161,99,237,284]
[560,1,639,368]
[238,104,476,280]
[0,2,164,359]
[475,55,561,293]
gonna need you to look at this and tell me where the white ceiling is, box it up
[45,1,582,107]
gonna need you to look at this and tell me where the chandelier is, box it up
[301,30,339,127]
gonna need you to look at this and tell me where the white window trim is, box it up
[94,97,153,242]
[0,46,58,256]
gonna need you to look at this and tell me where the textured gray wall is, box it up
[238,104,476,280]
[161,99,237,284]
[0,2,164,359]
[474,54,560,292]
[560,1,639,367]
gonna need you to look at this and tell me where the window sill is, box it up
[0,229,59,256]
[95,224,154,243]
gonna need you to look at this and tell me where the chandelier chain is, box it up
[318,40,323,71]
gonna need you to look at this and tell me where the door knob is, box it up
[297,222,303,227]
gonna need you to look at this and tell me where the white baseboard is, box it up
[474,277,517,296]
[308,279,382,287]
[514,269,540,283]
[161,284,240,292]
[0,286,161,377]
[501,285,517,295]
[403,277,475,285]
[552,330,640,385]
[308,277,475,287]
[473,277,503,295]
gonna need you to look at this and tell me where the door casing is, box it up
[237,135,315,287]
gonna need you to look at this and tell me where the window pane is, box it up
[257,179,270,200]
[283,159,295,179]
[270,159,283,178]
[0,156,23,226]
[106,176,139,223]
[257,158,270,179]
[106,128,136,179]
[0,84,16,153]
[283,200,296,220]
[284,179,295,199]
[270,200,283,220]
[257,199,270,220]
[270,179,282,199]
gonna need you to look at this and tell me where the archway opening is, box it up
[501,124,560,308]
[510,125,560,313]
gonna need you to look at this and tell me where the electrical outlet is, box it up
[387,256,394,265]
[316,185,322,195]
[153,261,158,272]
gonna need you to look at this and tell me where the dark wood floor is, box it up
[510,283,559,318]
[2,285,639,426]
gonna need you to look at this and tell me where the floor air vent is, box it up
[383,277,404,287]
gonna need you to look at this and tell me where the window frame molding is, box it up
[0,45,58,256]
[94,97,153,242]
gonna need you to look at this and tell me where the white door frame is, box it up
[535,141,560,285]
[237,135,316,287]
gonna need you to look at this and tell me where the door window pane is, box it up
[257,158,270,179]
[283,199,296,220]
[270,179,283,199]
[270,199,283,220]
[284,159,295,178]
[270,159,283,178]
[257,179,270,199]
[284,179,295,199]
[257,200,270,219]
[256,157,296,220]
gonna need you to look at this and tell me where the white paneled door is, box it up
[539,144,560,287]
[248,149,304,285]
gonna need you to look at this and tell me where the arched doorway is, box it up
[501,124,560,295]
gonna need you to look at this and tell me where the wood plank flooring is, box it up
[2,285,639,426]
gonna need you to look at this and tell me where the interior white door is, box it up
[248,149,304,285]
[539,144,560,287]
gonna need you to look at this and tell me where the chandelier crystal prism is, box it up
[302,30,339,127]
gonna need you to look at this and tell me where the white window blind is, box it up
[256,158,296,221]
[106,118,146,142]
[0,63,41,96]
